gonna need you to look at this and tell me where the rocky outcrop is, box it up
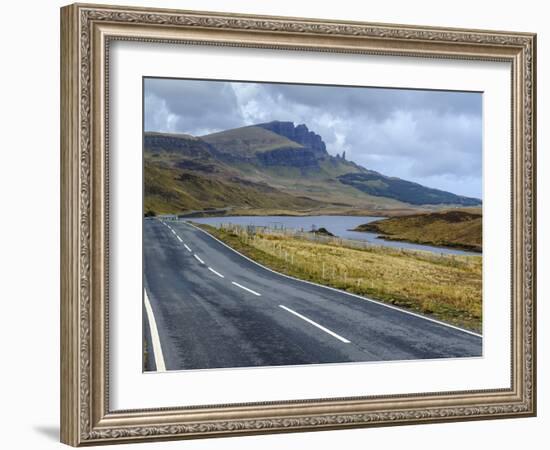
[144,132,215,158]
[258,121,327,156]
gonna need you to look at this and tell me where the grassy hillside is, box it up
[353,210,482,252]
[144,163,322,215]
[338,172,481,206]
[201,125,303,156]
[199,223,482,332]
[144,130,411,214]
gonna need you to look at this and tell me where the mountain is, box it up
[144,121,481,215]
[201,122,363,176]
[144,131,323,214]
[201,124,303,157]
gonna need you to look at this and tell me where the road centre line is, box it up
[187,222,482,339]
[231,282,261,296]
[279,305,351,343]
[193,254,205,264]
[144,290,167,372]
[176,235,182,242]
[184,244,192,252]
[208,267,225,278]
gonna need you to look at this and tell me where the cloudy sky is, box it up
[144,77,482,199]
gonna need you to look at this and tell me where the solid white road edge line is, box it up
[186,222,482,339]
[193,254,205,264]
[184,244,192,252]
[231,281,261,296]
[208,267,225,278]
[279,305,351,343]
[144,290,167,372]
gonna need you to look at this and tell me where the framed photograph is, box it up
[60,3,536,446]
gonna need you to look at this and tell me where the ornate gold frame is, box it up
[60,3,536,446]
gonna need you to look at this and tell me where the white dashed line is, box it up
[208,267,225,278]
[184,244,192,252]
[193,254,205,264]
[187,222,481,339]
[176,235,183,242]
[231,282,261,296]
[144,290,167,372]
[171,229,176,235]
[279,305,351,343]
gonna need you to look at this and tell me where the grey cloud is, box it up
[339,108,481,180]
[261,83,481,122]
[144,78,244,135]
[144,78,482,198]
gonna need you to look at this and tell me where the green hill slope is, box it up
[144,163,322,215]
[338,173,481,207]
[201,125,303,157]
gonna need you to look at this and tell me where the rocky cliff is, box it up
[257,121,327,156]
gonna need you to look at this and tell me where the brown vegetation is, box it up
[353,209,482,252]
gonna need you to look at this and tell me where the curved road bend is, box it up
[143,219,482,371]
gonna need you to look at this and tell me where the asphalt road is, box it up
[143,218,482,371]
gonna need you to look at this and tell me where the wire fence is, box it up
[214,222,469,268]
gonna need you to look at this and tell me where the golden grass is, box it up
[201,224,482,332]
[356,210,482,252]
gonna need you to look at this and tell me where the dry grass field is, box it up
[199,223,482,332]
[354,209,482,252]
